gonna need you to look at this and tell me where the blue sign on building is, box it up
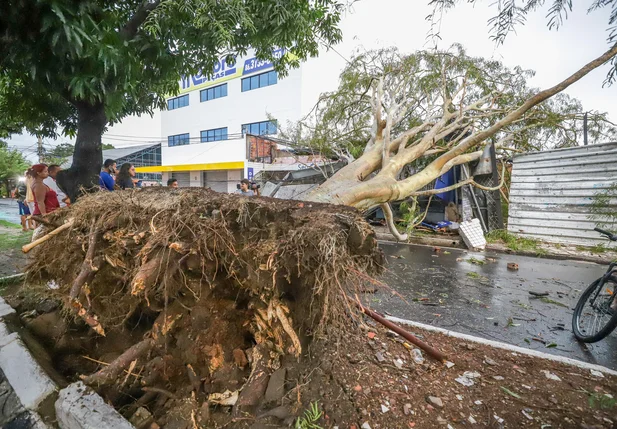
[178,49,288,94]
[247,167,254,181]
[242,48,285,75]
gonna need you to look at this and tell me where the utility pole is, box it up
[583,112,588,146]
[37,136,44,163]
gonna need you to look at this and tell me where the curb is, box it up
[0,297,55,428]
[0,297,137,429]
[55,382,135,429]
[0,298,57,410]
[386,315,617,376]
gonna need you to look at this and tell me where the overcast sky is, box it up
[9,0,617,159]
[303,0,617,123]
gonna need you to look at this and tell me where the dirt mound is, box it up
[23,187,383,427]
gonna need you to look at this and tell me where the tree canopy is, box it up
[284,45,617,162]
[41,142,74,165]
[0,0,344,198]
[0,0,343,138]
[301,43,617,240]
[0,142,30,193]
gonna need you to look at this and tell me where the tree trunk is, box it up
[57,103,107,202]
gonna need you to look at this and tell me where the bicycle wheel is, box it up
[572,278,617,343]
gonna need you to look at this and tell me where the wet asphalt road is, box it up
[369,242,617,370]
[0,199,21,225]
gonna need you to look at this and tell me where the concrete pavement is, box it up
[369,242,617,370]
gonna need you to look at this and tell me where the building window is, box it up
[242,120,277,136]
[241,70,277,92]
[167,94,189,110]
[200,83,228,102]
[200,127,228,142]
[168,133,190,147]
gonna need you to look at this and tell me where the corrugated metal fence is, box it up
[508,142,617,246]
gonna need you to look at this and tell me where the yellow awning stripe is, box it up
[135,161,244,173]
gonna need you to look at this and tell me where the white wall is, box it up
[161,138,246,166]
[161,67,303,144]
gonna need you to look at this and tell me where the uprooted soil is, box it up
[9,187,617,428]
[13,187,384,428]
[9,292,617,428]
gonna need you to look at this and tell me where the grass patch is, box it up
[0,220,21,230]
[576,244,608,255]
[486,229,547,255]
[466,257,486,265]
[0,231,31,252]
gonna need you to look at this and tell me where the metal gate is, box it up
[171,172,190,188]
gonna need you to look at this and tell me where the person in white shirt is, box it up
[43,165,69,208]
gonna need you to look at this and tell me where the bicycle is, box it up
[572,227,617,343]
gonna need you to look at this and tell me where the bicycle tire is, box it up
[572,278,617,343]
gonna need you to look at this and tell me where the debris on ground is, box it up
[14,188,384,428]
[9,188,617,428]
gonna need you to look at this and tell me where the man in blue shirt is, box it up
[99,159,117,191]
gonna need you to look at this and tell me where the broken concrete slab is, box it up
[0,338,56,410]
[0,297,16,318]
[55,382,135,429]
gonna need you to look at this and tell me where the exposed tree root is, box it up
[24,188,384,427]
[82,338,154,386]
[69,221,101,300]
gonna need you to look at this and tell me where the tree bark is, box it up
[56,102,107,202]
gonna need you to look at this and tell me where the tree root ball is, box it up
[24,188,383,427]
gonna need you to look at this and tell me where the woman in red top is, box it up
[30,164,60,215]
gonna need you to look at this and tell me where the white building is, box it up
[106,49,323,192]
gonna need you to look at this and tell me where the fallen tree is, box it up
[24,187,387,427]
[291,45,617,238]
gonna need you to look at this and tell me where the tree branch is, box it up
[390,43,617,199]
[381,202,408,241]
[430,43,617,171]
[120,0,162,40]
[408,161,506,196]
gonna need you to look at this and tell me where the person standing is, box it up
[99,159,117,191]
[25,168,36,215]
[116,163,136,190]
[15,178,34,231]
[30,164,60,215]
[167,178,178,188]
[43,165,70,207]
